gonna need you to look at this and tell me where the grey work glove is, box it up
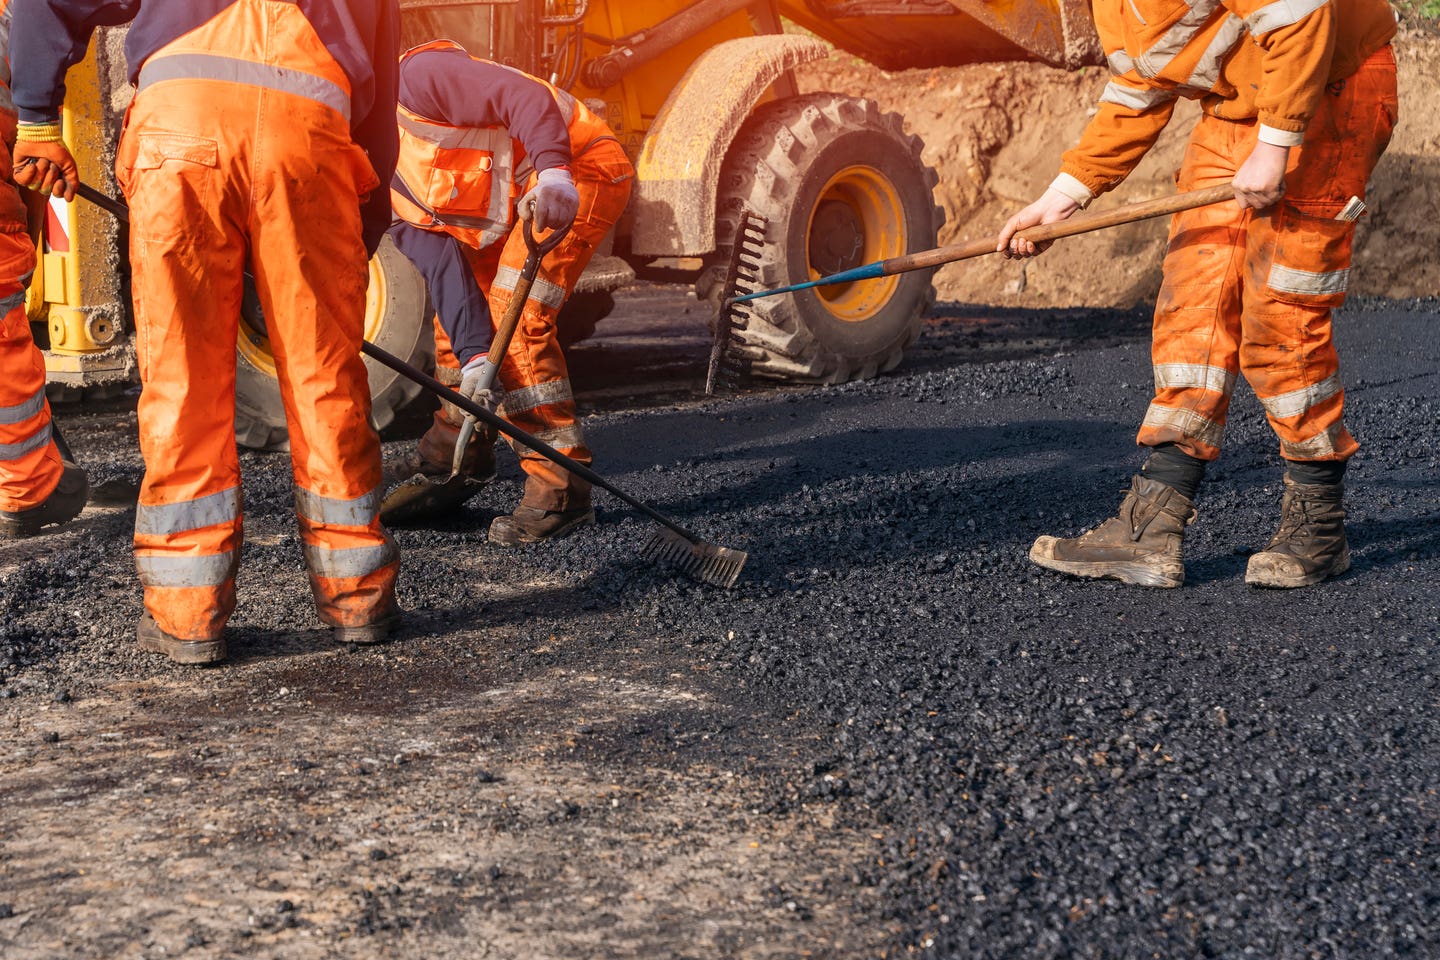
[517,167,579,231]
[458,353,500,415]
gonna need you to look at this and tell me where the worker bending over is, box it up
[0,0,89,539]
[12,0,403,663]
[382,41,634,545]
[999,0,1397,589]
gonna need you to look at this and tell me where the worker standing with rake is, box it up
[381,40,634,545]
[12,0,404,663]
[999,0,1397,589]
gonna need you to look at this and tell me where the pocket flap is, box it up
[134,132,219,171]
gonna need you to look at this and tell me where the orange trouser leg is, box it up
[432,140,634,512]
[120,91,246,642]
[1136,117,1250,462]
[248,94,399,628]
[0,272,64,512]
[1138,48,1398,464]
[0,143,62,513]
[1240,47,1398,462]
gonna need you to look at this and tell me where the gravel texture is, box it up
[2,294,1437,958]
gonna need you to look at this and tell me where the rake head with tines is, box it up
[705,210,768,395]
[641,527,748,590]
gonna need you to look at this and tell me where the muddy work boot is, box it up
[0,461,89,538]
[379,418,497,526]
[488,504,596,546]
[1029,475,1196,588]
[1245,479,1350,588]
[333,607,403,646]
[136,613,226,665]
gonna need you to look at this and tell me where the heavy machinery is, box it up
[30,0,1099,448]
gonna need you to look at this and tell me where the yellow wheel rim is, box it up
[237,256,388,376]
[805,165,905,323]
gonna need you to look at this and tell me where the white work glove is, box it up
[458,353,499,414]
[517,167,579,231]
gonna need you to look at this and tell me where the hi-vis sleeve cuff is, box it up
[1049,172,1095,208]
[1258,123,1305,147]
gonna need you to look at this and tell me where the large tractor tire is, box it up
[703,93,942,384]
[234,235,433,452]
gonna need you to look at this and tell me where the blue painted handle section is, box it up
[731,260,888,303]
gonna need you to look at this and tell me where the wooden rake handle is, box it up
[886,182,1236,275]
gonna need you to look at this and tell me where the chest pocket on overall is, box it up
[413,127,515,226]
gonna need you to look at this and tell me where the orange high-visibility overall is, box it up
[1056,0,1397,465]
[0,0,64,514]
[392,43,634,511]
[118,0,398,641]
[1139,48,1399,462]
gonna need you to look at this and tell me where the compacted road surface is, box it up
[2,290,1436,958]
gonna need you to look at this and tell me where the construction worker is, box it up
[381,41,634,545]
[998,0,1397,589]
[0,0,89,539]
[11,0,403,663]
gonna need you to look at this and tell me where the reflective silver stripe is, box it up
[1099,81,1176,111]
[138,54,351,122]
[398,112,512,155]
[1107,49,1135,75]
[0,421,49,461]
[1153,363,1236,394]
[136,550,237,588]
[1269,263,1351,296]
[0,386,45,426]
[134,487,241,537]
[1282,421,1346,459]
[0,287,25,315]
[1185,15,1247,90]
[1134,0,1223,78]
[294,486,383,527]
[510,423,585,452]
[303,541,397,579]
[0,87,13,116]
[1246,0,1330,35]
[1142,403,1225,448]
[1259,373,1342,420]
[500,379,573,415]
[493,265,567,309]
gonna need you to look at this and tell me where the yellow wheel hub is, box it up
[805,165,905,323]
[237,256,388,377]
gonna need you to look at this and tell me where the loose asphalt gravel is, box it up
[3,294,1438,958]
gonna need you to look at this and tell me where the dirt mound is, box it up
[796,30,1440,308]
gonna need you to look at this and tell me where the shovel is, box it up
[448,217,569,477]
[706,182,1237,392]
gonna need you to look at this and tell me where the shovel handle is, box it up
[451,218,571,475]
[890,182,1236,274]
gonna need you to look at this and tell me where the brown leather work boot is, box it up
[488,504,596,546]
[0,461,89,538]
[1245,478,1350,588]
[379,416,497,526]
[136,613,226,665]
[1029,474,1196,588]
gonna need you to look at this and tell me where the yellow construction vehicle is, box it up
[32,0,1098,449]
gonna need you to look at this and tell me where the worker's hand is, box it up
[997,188,1079,259]
[458,354,499,414]
[1232,141,1289,210]
[13,138,79,202]
[517,167,579,231]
